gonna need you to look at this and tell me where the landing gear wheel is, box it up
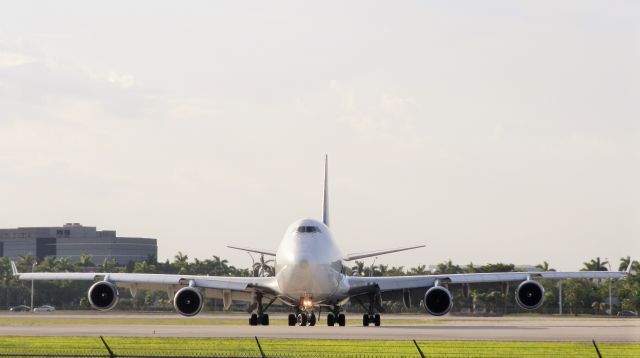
[288,314,296,326]
[309,313,317,326]
[362,314,370,327]
[337,313,346,326]
[297,313,308,326]
[249,313,258,326]
[373,314,380,327]
[327,313,335,326]
[262,314,270,326]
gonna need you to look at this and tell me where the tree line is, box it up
[0,253,637,315]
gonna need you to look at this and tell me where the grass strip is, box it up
[0,337,638,357]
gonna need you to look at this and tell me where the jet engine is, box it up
[173,287,204,317]
[515,280,545,310]
[423,286,453,316]
[88,281,119,311]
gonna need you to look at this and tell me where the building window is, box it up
[36,238,56,261]
[0,242,3,257]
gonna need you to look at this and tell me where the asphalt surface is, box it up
[1,313,639,342]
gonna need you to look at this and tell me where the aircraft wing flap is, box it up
[349,270,630,292]
[190,279,251,292]
[348,276,437,291]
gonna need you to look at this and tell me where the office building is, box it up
[0,223,157,265]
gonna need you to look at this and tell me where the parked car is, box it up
[33,305,55,312]
[9,305,31,312]
[617,310,638,317]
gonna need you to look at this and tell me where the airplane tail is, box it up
[322,154,330,227]
[10,261,19,276]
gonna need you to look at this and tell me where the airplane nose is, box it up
[277,260,339,301]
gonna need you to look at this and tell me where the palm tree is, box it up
[465,262,476,273]
[536,261,555,272]
[133,261,156,273]
[409,265,427,275]
[252,255,274,277]
[619,256,632,272]
[387,266,405,276]
[191,258,204,274]
[77,254,94,268]
[98,258,117,272]
[0,258,15,307]
[480,263,515,273]
[173,252,190,274]
[378,264,389,276]
[55,257,74,272]
[582,257,609,271]
[351,261,365,276]
[211,256,230,276]
[37,256,57,272]
[437,260,463,274]
[364,264,380,277]
[17,253,36,272]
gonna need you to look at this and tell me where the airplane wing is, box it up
[344,245,425,261]
[227,245,276,256]
[13,266,279,303]
[348,270,630,292]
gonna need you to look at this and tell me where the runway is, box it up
[1,313,638,342]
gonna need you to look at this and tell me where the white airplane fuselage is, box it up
[274,218,347,305]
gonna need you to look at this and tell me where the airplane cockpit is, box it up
[296,226,322,234]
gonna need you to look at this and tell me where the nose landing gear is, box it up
[288,311,316,326]
[287,304,345,327]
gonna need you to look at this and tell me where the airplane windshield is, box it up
[296,226,321,233]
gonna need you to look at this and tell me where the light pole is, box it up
[30,262,36,313]
[370,257,378,277]
[246,252,256,276]
[605,259,612,316]
[558,280,562,315]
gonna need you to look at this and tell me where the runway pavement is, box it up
[1,313,638,342]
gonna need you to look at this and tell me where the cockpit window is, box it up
[296,226,321,233]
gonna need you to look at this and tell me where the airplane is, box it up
[11,155,633,327]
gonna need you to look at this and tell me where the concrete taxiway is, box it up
[1,313,638,342]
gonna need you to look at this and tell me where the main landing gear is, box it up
[249,313,269,326]
[362,313,380,327]
[248,293,276,326]
[326,306,345,327]
[354,292,383,327]
[326,312,345,326]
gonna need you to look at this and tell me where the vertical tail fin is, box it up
[322,154,330,227]
[10,261,19,276]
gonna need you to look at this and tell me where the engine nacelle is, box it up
[173,287,204,317]
[515,280,545,310]
[423,286,453,316]
[88,281,119,311]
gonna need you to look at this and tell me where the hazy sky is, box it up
[0,1,638,271]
